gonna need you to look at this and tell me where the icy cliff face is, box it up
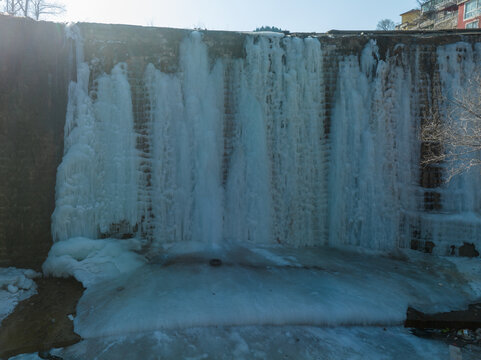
[51,28,481,254]
[143,33,329,249]
[52,27,139,243]
[53,30,329,249]
[329,41,420,250]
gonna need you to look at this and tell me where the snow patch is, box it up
[42,237,146,287]
[0,268,40,323]
[11,326,481,360]
[73,247,476,339]
[447,256,481,298]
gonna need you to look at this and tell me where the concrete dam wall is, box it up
[0,16,69,269]
[2,14,481,269]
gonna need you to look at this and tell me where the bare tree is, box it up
[3,0,22,15]
[2,0,64,20]
[376,19,396,31]
[30,0,65,20]
[17,0,30,17]
[421,74,481,181]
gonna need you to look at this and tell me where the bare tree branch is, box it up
[421,71,481,182]
[3,0,22,15]
[3,0,65,20]
[30,0,65,20]
[17,0,30,17]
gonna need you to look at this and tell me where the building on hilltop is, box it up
[396,1,481,30]
[420,0,459,29]
[458,0,481,28]
[397,9,422,30]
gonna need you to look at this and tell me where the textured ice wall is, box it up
[144,32,225,247]
[329,41,421,250]
[234,36,328,247]
[51,28,481,254]
[53,30,329,249]
[329,40,481,253]
[52,26,140,242]
[145,33,329,248]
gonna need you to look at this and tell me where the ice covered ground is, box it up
[66,245,479,339]
[42,241,479,333]
[9,326,481,360]
[6,243,481,358]
[0,268,39,324]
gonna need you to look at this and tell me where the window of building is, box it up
[466,20,479,28]
[465,0,481,20]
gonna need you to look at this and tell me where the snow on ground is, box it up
[0,268,39,324]
[9,326,481,360]
[66,244,479,339]
[448,256,481,298]
[42,237,146,287]
[7,245,481,359]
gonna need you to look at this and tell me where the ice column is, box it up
[224,35,328,246]
[146,32,225,247]
[329,41,419,250]
[146,34,328,247]
[52,27,139,242]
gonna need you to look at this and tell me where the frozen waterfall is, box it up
[50,28,481,256]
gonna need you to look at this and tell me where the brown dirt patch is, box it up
[0,276,84,359]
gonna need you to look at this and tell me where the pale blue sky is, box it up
[57,0,420,32]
